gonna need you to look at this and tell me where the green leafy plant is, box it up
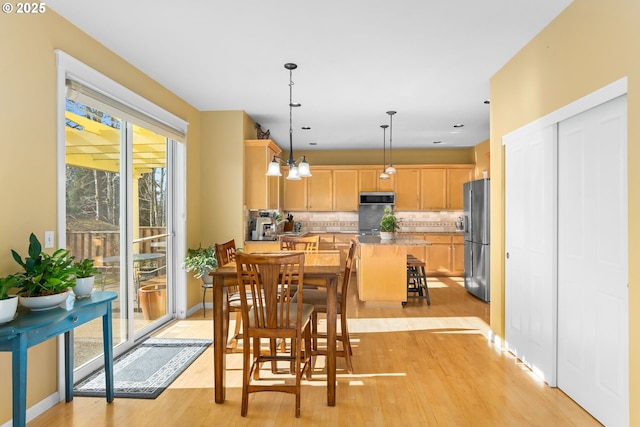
[379,207,399,232]
[11,233,77,296]
[73,258,101,278]
[0,275,18,300]
[182,244,217,279]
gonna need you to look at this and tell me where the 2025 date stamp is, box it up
[2,2,47,14]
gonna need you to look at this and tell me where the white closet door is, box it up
[504,125,557,385]
[557,95,628,427]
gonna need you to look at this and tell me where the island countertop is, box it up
[357,235,431,246]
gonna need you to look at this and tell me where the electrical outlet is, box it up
[44,231,55,248]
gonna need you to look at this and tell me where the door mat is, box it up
[74,337,212,399]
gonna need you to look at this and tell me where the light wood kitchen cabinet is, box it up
[420,166,473,210]
[283,175,307,210]
[244,140,282,210]
[420,168,447,210]
[358,168,395,192]
[451,234,465,274]
[447,167,473,210]
[333,169,359,211]
[395,168,420,210]
[307,169,333,210]
[422,233,465,276]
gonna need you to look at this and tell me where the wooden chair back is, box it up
[215,239,236,266]
[280,235,319,251]
[235,252,306,332]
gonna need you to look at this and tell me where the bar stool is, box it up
[404,254,430,307]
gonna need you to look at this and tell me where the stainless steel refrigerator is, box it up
[463,178,490,302]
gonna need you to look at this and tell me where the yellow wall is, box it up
[0,10,203,423]
[473,139,490,179]
[287,147,475,166]
[490,0,639,423]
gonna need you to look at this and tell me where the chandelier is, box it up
[265,63,311,180]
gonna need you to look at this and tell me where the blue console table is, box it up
[0,291,117,427]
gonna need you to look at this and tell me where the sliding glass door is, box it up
[64,98,174,378]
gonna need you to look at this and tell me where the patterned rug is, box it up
[74,337,212,399]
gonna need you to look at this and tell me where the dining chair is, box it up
[235,252,314,417]
[214,239,242,349]
[293,239,356,374]
[280,235,320,251]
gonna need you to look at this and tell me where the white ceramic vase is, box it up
[0,295,19,323]
[19,291,70,311]
[379,231,396,240]
[73,276,95,297]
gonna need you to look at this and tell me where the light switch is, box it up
[44,231,55,248]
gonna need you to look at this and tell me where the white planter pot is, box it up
[19,291,70,311]
[0,295,19,323]
[379,231,396,240]
[73,276,95,297]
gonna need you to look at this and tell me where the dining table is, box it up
[210,250,342,406]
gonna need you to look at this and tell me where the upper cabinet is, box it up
[421,166,473,210]
[333,169,359,211]
[279,164,474,212]
[245,140,282,210]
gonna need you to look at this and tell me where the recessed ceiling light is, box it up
[453,123,464,128]
[484,99,490,104]
[301,126,311,130]
[433,141,443,144]
[309,142,317,146]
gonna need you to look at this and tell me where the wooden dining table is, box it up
[210,251,342,406]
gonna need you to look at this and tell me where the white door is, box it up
[557,95,628,427]
[504,125,557,385]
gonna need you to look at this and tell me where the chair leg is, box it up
[241,340,251,417]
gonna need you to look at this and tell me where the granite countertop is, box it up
[357,235,431,246]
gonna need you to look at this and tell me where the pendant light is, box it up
[385,110,397,175]
[379,124,389,180]
[266,63,312,180]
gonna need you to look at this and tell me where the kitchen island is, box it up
[356,235,431,303]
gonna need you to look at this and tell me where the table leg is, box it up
[13,334,27,427]
[103,302,114,403]
[326,276,337,406]
[213,275,229,403]
[64,330,73,402]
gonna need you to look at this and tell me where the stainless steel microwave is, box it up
[359,192,395,205]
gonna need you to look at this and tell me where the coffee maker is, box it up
[254,217,274,240]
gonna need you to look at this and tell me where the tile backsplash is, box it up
[285,210,462,233]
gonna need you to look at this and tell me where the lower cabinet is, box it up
[421,233,465,276]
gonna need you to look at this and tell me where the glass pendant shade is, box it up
[379,171,390,180]
[385,165,397,175]
[297,156,312,177]
[287,165,301,180]
[266,156,282,176]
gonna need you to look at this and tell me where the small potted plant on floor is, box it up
[0,275,19,323]
[11,233,76,310]
[72,258,101,297]
[379,207,399,240]
[182,244,218,284]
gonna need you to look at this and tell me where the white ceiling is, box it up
[47,0,572,151]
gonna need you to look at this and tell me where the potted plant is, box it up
[11,233,76,310]
[0,275,19,323]
[379,207,399,240]
[182,244,218,284]
[72,258,101,297]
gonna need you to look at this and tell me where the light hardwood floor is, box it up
[29,275,601,427]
